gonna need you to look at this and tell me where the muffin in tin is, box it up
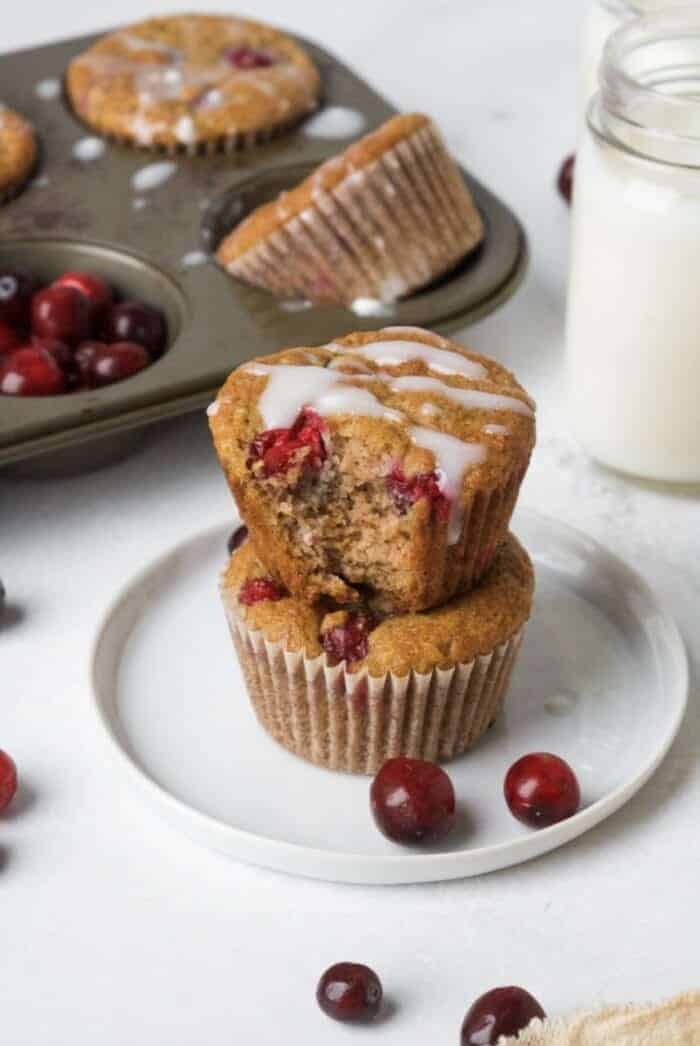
[222,532,534,774]
[66,14,321,153]
[209,327,535,614]
[216,113,484,304]
[0,105,37,203]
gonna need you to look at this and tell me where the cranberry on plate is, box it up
[31,284,92,345]
[316,963,383,1023]
[461,986,546,1045]
[504,752,580,828]
[0,345,66,396]
[0,749,18,813]
[370,757,456,845]
[557,153,575,205]
[102,301,166,359]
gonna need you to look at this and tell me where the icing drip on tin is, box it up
[131,161,177,192]
[302,106,367,139]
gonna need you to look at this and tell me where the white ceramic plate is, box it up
[91,511,687,885]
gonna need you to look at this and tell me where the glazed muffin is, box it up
[216,113,483,304]
[209,327,535,614]
[66,14,321,153]
[0,106,37,203]
[222,532,534,774]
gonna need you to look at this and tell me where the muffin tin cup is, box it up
[223,593,524,776]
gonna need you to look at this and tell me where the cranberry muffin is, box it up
[0,106,37,203]
[66,14,321,153]
[222,532,534,774]
[216,113,483,304]
[209,327,535,614]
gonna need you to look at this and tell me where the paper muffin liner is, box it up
[103,114,306,156]
[224,120,485,304]
[223,592,524,775]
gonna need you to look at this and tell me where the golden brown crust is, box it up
[65,14,321,149]
[224,533,534,677]
[0,106,36,199]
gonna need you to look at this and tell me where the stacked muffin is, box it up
[210,327,536,774]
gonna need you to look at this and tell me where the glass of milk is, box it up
[567,11,700,483]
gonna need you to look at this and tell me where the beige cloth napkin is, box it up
[503,992,700,1044]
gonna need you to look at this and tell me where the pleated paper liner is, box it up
[224,594,524,776]
[222,119,485,304]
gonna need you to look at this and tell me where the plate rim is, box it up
[90,510,689,885]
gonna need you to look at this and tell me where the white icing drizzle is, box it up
[314,386,404,425]
[243,364,338,428]
[382,326,448,346]
[35,78,61,100]
[131,161,177,192]
[387,375,534,417]
[484,423,509,436]
[174,114,197,145]
[345,340,488,379]
[72,137,106,162]
[409,426,487,543]
[206,401,219,417]
[302,106,367,139]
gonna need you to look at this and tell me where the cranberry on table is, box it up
[0,749,18,813]
[370,757,456,845]
[0,346,66,396]
[103,301,166,358]
[226,46,274,69]
[504,752,580,829]
[557,153,575,205]
[238,577,287,606]
[31,284,91,345]
[322,612,373,664]
[0,271,36,328]
[52,270,112,314]
[0,322,20,357]
[461,987,546,1045]
[316,963,383,1023]
[227,525,248,555]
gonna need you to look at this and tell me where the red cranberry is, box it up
[31,285,91,345]
[32,337,81,391]
[88,341,151,387]
[52,270,113,317]
[370,757,456,845]
[322,613,374,664]
[0,750,17,813]
[557,154,575,205]
[238,577,287,606]
[103,301,166,358]
[74,340,105,387]
[248,407,327,478]
[316,963,383,1023]
[0,346,66,396]
[0,271,36,328]
[0,322,20,357]
[386,466,450,522]
[505,752,580,829]
[227,525,248,555]
[461,987,546,1045]
[226,47,274,69]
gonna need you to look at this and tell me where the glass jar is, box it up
[567,12,700,483]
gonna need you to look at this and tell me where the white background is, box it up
[2,2,699,1042]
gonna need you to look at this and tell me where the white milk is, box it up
[567,12,700,482]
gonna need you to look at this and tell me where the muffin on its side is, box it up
[222,532,534,774]
[209,327,535,614]
[0,106,37,204]
[66,14,321,153]
[216,114,484,304]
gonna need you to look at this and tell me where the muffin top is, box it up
[223,531,534,676]
[210,327,535,546]
[66,14,321,148]
[217,113,431,263]
[0,106,36,195]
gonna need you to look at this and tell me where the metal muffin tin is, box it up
[0,28,528,468]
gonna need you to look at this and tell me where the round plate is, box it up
[91,511,687,885]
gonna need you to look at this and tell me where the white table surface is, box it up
[2,2,699,1042]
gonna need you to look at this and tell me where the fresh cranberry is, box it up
[52,271,113,317]
[87,341,151,387]
[461,987,546,1045]
[386,465,450,522]
[238,577,287,606]
[31,285,91,345]
[0,322,20,357]
[0,346,66,396]
[316,963,383,1023]
[0,750,17,813]
[322,613,374,664]
[226,47,275,69]
[370,757,456,845]
[505,753,580,829]
[227,525,248,555]
[74,340,105,386]
[248,407,327,478]
[103,302,166,358]
[0,271,36,328]
[32,337,81,391]
[557,154,575,205]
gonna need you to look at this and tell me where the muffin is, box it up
[501,992,700,1045]
[66,14,321,153]
[222,532,534,774]
[216,113,484,304]
[209,327,535,614]
[0,106,37,203]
